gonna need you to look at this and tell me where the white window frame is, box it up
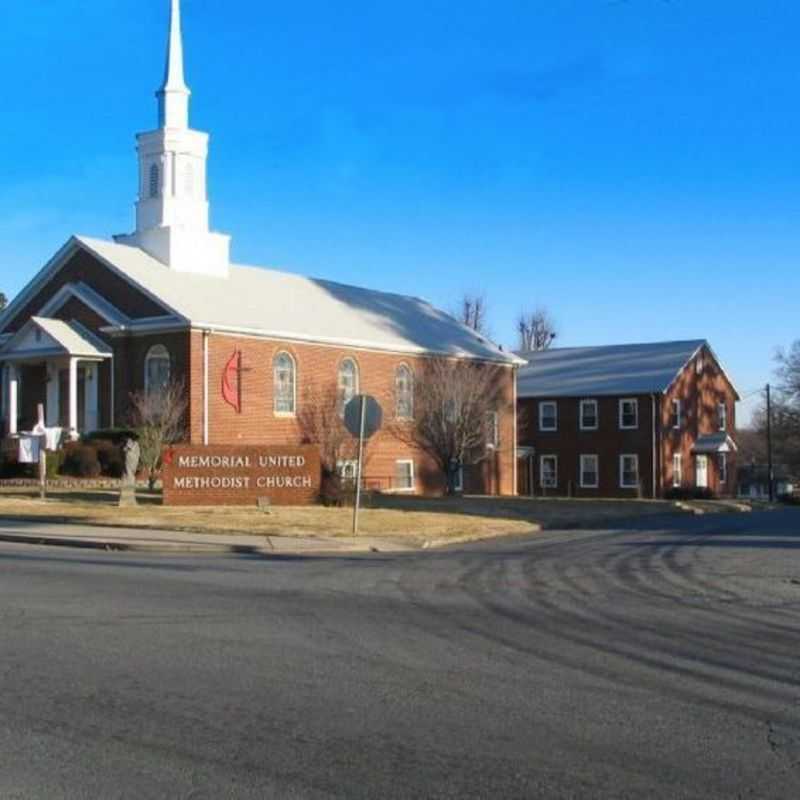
[394,459,415,492]
[579,454,599,489]
[579,399,598,431]
[719,453,728,484]
[540,455,558,489]
[673,453,682,488]
[395,364,414,420]
[718,402,727,432]
[487,410,500,449]
[273,351,297,416]
[620,454,639,489]
[619,398,639,430]
[337,459,358,484]
[144,344,171,396]
[539,401,558,432]
[337,358,360,417]
[453,465,464,493]
[671,399,682,430]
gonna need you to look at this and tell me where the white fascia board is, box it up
[37,282,131,327]
[188,321,522,365]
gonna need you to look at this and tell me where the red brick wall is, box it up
[517,395,657,498]
[662,346,738,497]
[186,331,516,496]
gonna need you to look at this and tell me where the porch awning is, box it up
[0,317,111,362]
[692,433,738,454]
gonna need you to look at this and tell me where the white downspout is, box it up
[512,365,518,497]
[651,393,658,499]
[110,355,115,428]
[203,330,209,446]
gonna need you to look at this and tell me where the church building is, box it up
[0,0,520,496]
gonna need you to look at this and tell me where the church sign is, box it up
[162,445,321,506]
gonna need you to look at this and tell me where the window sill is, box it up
[273,412,296,419]
[579,426,599,432]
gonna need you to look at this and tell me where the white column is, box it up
[46,363,60,427]
[8,364,18,436]
[85,363,99,432]
[68,357,79,439]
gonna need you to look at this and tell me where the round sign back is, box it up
[344,395,383,439]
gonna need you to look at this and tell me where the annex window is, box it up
[337,358,359,416]
[337,459,358,487]
[395,459,415,492]
[580,399,598,431]
[453,465,464,493]
[670,399,682,429]
[144,345,171,396]
[718,402,727,432]
[540,455,558,489]
[719,453,728,484]
[273,352,296,415]
[395,364,414,419]
[539,401,557,432]
[580,454,599,489]
[148,162,160,199]
[673,453,683,488]
[619,398,639,430]
[620,454,639,489]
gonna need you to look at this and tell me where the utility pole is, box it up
[766,383,774,502]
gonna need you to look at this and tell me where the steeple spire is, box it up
[157,0,191,129]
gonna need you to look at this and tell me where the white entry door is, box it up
[696,455,708,489]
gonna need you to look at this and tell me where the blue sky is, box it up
[1,1,797,421]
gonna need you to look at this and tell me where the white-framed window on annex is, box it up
[718,402,728,432]
[337,459,358,487]
[579,399,598,431]
[273,352,296,415]
[395,459,415,492]
[620,454,639,489]
[718,452,728,485]
[670,399,682,429]
[338,358,359,416]
[673,453,683,488]
[395,364,414,419]
[619,398,639,430]
[539,401,557,432]
[144,345,171,396]
[580,454,599,489]
[487,410,500,448]
[540,455,558,489]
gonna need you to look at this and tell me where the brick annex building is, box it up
[516,340,740,498]
[0,0,520,497]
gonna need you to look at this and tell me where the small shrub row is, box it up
[61,440,124,479]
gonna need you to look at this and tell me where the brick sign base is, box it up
[162,445,322,506]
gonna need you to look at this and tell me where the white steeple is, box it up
[115,0,231,278]
[157,0,190,129]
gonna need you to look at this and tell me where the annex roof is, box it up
[516,339,723,398]
[692,433,738,454]
[2,236,519,365]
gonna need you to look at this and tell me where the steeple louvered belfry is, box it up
[115,0,231,277]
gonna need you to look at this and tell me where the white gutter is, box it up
[203,330,210,446]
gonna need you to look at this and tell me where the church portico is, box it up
[0,318,111,438]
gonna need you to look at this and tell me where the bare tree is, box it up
[129,378,188,490]
[776,340,800,401]
[518,307,557,352]
[297,381,365,504]
[393,357,503,494]
[453,292,490,337]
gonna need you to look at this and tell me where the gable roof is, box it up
[517,339,738,398]
[0,317,111,360]
[0,236,521,365]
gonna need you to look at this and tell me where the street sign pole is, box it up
[352,395,367,535]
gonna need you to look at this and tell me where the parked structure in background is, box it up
[516,340,739,498]
[737,464,796,500]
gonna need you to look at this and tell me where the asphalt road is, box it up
[1,510,799,799]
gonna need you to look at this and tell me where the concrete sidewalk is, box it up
[0,518,418,556]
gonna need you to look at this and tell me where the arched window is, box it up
[337,358,359,416]
[145,345,171,395]
[149,163,160,199]
[273,352,296,414]
[395,364,414,419]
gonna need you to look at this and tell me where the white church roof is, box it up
[76,237,520,364]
